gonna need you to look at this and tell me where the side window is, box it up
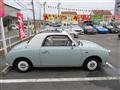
[43,36,53,46]
[43,35,72,46]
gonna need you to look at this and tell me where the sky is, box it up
[4,0,116,20]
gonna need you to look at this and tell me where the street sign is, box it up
[0,0,5,17]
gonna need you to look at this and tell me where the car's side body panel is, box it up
[40,46,82,66]
[5,33,109,68]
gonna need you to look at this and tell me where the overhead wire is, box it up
[14,0,30,9]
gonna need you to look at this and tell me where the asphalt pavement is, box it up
[1,80,120,90]
[0,33,120,90]
[0,51,5,71]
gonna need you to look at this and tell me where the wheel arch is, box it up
[13,57,33,67]
[84,55,102,64]
[82,55,102,71]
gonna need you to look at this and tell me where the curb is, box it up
[0,65,11,75]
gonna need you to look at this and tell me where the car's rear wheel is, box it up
[83,57,99,71]
[14,59,33,72]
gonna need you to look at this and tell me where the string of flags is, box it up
[46,6,91,12]
[39,3,112,12]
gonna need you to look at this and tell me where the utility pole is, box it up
[57,2,61,24]
[114,0,117,15]
[57,2,61,16]
[31,0,36,34]
[43,2,46,16]
[39,3,41,20]
[43,2,46,28]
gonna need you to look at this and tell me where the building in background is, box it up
[91,10,112,24]
[61,11,78,25]
[3,4,20,32]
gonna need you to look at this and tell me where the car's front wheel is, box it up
[14,59,33,72]
[83,58,99,71]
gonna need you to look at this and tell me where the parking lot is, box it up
[0,34,120,90]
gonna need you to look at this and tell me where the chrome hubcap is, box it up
[87,60,97,70]
[18,61,29,71]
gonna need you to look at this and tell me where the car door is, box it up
[40,35,82,66]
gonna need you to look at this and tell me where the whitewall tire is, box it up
[17,61,29,72]
[14,59,33,72]
[83,58,99,71]
[87,60,98,71]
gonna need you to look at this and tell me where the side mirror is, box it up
[77,41,80,45]
[72,43,76,49]
[72,43,76,46]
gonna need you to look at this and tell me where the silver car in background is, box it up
[62,26,79,38]
[72,25,84,34]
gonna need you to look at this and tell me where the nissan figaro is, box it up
[6,32,110,72]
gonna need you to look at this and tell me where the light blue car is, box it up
[6,32,110,72]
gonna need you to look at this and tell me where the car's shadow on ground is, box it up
[2,65,118,79]
[7,65,115,78]
[30,64,115,76]
[32,67,85,72]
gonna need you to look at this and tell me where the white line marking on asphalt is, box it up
[106,62,120,75]
[106,62,115,69]
[0,77,120,83]
[1,65,10,73]
[35,1,114,3]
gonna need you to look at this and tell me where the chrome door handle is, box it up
[42,50,48,54]
[85,51,88,53]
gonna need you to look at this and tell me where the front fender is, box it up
[81,49,109,65]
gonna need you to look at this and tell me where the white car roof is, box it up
[27,32,71,48]
[38,32,68,36]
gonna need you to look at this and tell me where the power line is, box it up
[17,0,28,9]
[15,1,25,9]
[14,0,30,9]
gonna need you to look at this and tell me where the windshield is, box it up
[71,37,81,46]
[27,36,35,44]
